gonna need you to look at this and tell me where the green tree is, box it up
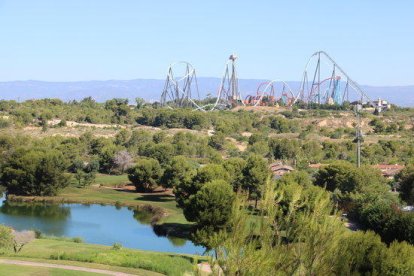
[381,241,414,274]
[142,143,174,165]
[114,129,131,146]
[135,97,146,109]
[175,163,229,209]
[269,138,301,160]
[247,140,269,156]
[335,231,386,275]
[0,148,70,196]
[396,165,414,205]
[248,133,266,145]
[212,180,345,275]
[269,116,294,133]
[73,159,99,187]
[223,157,246,191]
[161,156,196,189]
[241,154,270,206]
[104,98,129,123]
[183,180,235,229]
[315,161,386,194]
[277,170,312,187]
[353,197,414,245]
[128,158,163,192]
[98,144,118,173]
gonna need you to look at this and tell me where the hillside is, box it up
[0,79,413,107]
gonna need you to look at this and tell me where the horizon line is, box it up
[0,78,413,87]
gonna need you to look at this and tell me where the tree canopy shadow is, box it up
[152,222,195,240]
[135,194,175,203]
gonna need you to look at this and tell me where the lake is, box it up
[0,195,204,254]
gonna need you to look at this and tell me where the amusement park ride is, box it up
[160,54,243,111]
[298,51,371,105]
[160,51,371,111]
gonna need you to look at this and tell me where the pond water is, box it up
[0,195,204,254]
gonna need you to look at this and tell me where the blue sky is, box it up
[0,1,412,85]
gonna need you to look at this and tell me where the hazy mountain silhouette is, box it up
[0,78,412,107]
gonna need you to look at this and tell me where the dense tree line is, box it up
[211,179,414,275]
[315,161,414,245]
[245,134,414,166]
[0,129,220,196]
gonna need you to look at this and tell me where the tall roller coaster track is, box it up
[296,51,371,105]
[209,54,244,110]
[160,51,372,110]
[160,61,206,110]
[160,55,244,111]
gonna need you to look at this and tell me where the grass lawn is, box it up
[93,174,130,187]
[1,238,205,276]
[0,264,103,276]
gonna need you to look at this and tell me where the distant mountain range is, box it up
[0,78,413,107]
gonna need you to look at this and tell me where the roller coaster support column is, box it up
[230,55,238,101]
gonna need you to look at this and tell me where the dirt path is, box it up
[0,259,137,276]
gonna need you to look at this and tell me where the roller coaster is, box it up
[244,80,295,107]
[296,51,371,105]
[160,54,244,111]
[160,51,371,110]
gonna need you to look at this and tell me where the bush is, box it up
[112,243,122,250]
[33,229,43,239]
[72,237,83,243]
[0,225,13,250]
[0,118,10,128]
[208,131,226,150]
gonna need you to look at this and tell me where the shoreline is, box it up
[4,193,196,242]
[6,194,167,225]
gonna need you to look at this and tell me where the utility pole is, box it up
[354,104,362,168]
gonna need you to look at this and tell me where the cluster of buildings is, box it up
[369,98,392,113]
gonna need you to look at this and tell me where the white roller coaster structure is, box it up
[160,51,371,110]
[295,51,371,105]
[160,55,244,111]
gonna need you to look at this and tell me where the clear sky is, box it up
[0,1,412,85]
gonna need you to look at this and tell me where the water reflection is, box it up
[0,200,70,236]
[168,236,187,247]
[0,195,204,254]
[0,201,70,220]
[132,208,153,225]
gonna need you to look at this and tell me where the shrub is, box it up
[0,225,13,250]
[112,243,122,250]
[72,237,83,243]
[0,118,10,128]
